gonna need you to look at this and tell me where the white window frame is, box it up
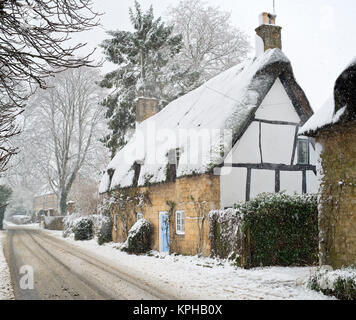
[175,210,185,235]
[137,212,144,221]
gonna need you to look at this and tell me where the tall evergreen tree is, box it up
[100,1,186,158]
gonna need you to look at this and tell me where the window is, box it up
[175,210,185,235]
[297,139,309,165]
[137,212,144,221]
[132,162,141,187]
[166,148,180,182]
[107,168,115,186]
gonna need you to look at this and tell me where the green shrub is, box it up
[97,216,113,245]
[210,192,319,268]
[74,218,94,241]
[307,267,356,300]
[122,219,152,254]
[243,193,318,268]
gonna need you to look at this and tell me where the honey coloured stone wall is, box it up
[109,174,220,256]
[317,123,356,268]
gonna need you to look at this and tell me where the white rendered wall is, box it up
[250,170,275,199]
[260,122,296,164]
[255,79,300,123]
[306,171,318,193]
[220,167,247,208]
[219,78,319,207]
[228,121,261,163]
[280,171,302,195]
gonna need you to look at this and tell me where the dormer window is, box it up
[107,168,115,186]
[297,139,309,165]
[166,148,180,182]
[132,161,141,187]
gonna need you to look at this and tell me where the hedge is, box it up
[73,218,94,241]
[307,266,356,300]
[210,192,319,268]
[121,219,152,254]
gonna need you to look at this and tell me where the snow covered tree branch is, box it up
[167,0,251,83]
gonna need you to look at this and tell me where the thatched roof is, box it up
[300,58,356,136]
[100,49,312,193]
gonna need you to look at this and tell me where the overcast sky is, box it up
[74,0,356,111]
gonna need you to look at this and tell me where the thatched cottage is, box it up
[99,13,318,256]
[300,58,356,268]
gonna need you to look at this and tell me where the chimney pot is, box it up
[255,12,282,56]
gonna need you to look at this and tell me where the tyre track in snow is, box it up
[4,228,176,300]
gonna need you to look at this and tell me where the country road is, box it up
[3,227,176,300]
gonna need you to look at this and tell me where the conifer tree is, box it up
[100,1,186,158]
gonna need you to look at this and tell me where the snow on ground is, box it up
[0,231,14,300]
[41,227,333,300]
[3,220,40,230]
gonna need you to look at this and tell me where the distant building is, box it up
[100,13,317,256]
[300,58,356,268]
[34,192,58,216]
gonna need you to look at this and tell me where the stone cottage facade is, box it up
[300,58,356,268]
[100,13,317,256]
[34,192,58,216]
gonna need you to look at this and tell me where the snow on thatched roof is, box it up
[100,48,312,193]
[300,57,356,136]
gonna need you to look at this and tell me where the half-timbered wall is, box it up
[220,79,318,208]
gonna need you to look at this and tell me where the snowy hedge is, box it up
[63,214,112,244]
[121,218,152,254]
[63,213,82,238]
[97,216,112,245]
[306,266,356,300]
[210,193,318,268]
[74,217,94,241]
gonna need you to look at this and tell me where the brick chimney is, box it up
[255,12,282,56]
[136,97,159,124]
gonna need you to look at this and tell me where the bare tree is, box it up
[167,0,250,83]
[24,67,106,215]
[0,0,101,171]
[69,175,101,216]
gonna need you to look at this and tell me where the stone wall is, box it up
[108,174,220,256]
[317,123,356,268]
[44,216,64,230]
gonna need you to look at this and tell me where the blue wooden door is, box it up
[159,212,170,253]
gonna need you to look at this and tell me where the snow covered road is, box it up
[3,228,177,300]
[3,224,332,300]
